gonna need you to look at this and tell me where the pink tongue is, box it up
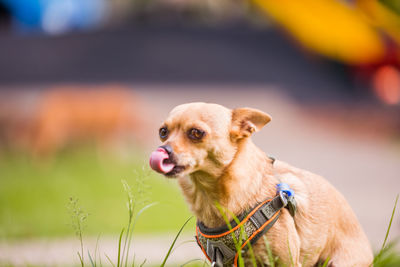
[149,148,175,174]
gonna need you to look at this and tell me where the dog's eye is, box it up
[159,127,169,139]
[188,128,205,141]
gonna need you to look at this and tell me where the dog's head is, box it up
[149,102,271,178]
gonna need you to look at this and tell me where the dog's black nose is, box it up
[159,145,173,155]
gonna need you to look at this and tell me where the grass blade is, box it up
[263,236,275,267]
[118,228,125,267]
[215,203,243,266]
[105,253,116,267]
[374,194,399,265]
[215,202,258,267]
[160,216,193,267]
[287,237,294,267]
[170,240,197,255]
[88,251,96,267]
[139,259,146,267]
[381,194,399,250]
[121,180,134,267]
[131,254,136,267]
[78,252,84,267]
[136,202,159,220]
[179,258,205,266]
[95,234,101,267]
[126,202,158,266]
[320,256,330,267]
[373,239,400,267]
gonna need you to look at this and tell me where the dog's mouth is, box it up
[165,164,186,177]
[149,147,186,177]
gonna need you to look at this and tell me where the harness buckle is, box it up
[277,183,296,217]
[287,195,297,217]
[279,190,288,207]
[206,239,236,265]
[210,247,223,267]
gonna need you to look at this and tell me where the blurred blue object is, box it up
[0,0,108,34]
[1,0,42,29]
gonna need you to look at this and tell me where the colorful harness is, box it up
[195,182,296,267]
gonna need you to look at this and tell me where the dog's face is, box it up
[149,102,271,178]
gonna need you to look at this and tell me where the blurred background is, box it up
[0,0,399,266]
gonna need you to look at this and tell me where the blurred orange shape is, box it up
[373,65,400,105]
[357,0,400,46]
[252,0,385,64]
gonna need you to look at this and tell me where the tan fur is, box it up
[156,102,373,267]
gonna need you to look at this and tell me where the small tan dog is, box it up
[149,102,373,267]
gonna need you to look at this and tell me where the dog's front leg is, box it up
[262,213,302,267]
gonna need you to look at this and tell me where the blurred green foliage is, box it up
[374,240,400,267]
[380,0,400,15]
[0,147,195,239]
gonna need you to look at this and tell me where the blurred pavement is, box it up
[0,234,204,266]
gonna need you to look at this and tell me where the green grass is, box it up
[0,147,195,240]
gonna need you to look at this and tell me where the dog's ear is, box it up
[231,108,271,140]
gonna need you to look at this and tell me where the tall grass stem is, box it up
[160,217,193,267]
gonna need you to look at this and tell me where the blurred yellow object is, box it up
[252,0,385,64]
[357,0,400,47]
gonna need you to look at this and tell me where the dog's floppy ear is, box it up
[231,108,271,140]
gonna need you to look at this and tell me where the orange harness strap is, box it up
[195,193,290,267]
